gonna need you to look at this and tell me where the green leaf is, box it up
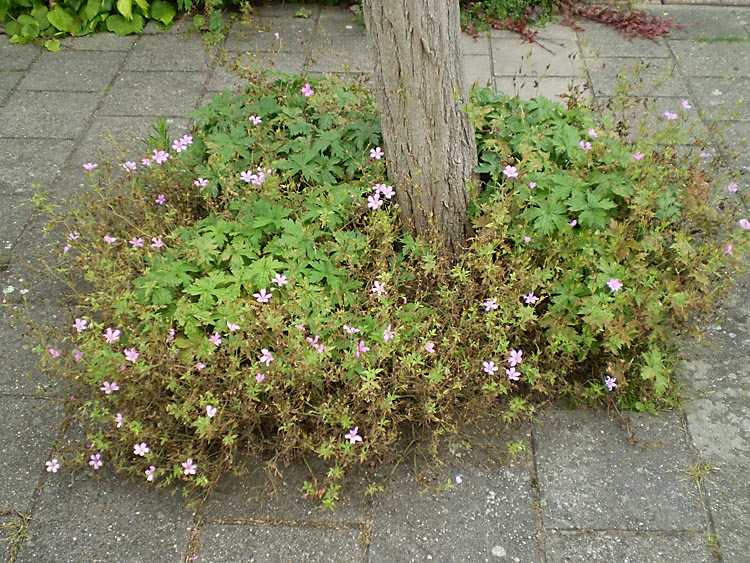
[521,199,568,236]
[106,13,143,34]
[133,0,149,14]
[47,6,77,32]
[150,0,175,25]
[44,38,61,51]
[84,0,103,21]
[116,0,132,19]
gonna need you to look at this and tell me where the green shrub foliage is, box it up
[41,74,748,503]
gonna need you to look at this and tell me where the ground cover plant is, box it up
[38,72,749,504]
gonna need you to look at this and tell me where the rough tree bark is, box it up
[362,0,478,254]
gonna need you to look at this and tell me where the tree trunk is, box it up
[362,0,478,255]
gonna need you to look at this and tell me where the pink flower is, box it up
[142,158,152,167]
[254,288,272,303]
[240,170,254,183]
[172,134,193,153]
[145,465,156,481]
[182,458,197,475]
[503,165,518,178]
[739,219,750,230]
[272,273,288,287]
[115,413,123,428]
[155,194,166,205]
[166,328,175,344]
[226,321,240,332]
[103,235,117,244]
[344,427,363,444]
[74,350,83,362]
[89,453,103,470]
[483,298,498,311]
[524,236,531,243]
[294,324,306,332]
[632,152,645,161]
[424,341,435,354]
[579,140,592,150]
[507,349,523,367]
[206,405,217,418]
[104,327,121,343]
[209,333,222,347]
[354,340,370,359]
[370,146,384,160]
[194,178,208,188]
[379,184,395,199]
[506,367,521,381]
[383,324,395,342]
[726,182,739,193]
[301,83,314,97]
[483,361,498,375]
[83,162,98,171]
[569,219,577,227]
[607,278,623,292]
[195,362,206,371]
[121,161,137,172]
[605,375,617,391]
[124,348,139,363]
[248,115,262,125]
[46,458,60,473]
[367,193,383,210]
[455,475,463,484]
[343,324,360,334]
[529,182,536,189]
[663,111,678,120]
[134,442,150,456]
[152,149,170,164]
[73,318,88,333]
[259,348,274,366]
[150,237,164,249]
[681,99,692,110]
[371,280,387,296]
[68,231,79,241]
[588,128,598,138]
[101,381,119,394]
[129,237,144,248]
[256,372,266,383]
[700,151,711,158]
[48,347,61,358]
[724,244,733,255]
[523,292,539,305]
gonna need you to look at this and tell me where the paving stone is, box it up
[0,91,100,139]
[206,63,251,93]
[58,32,137,51]
[0,37,40,70]
[368,449,540,563]
[141,12,195,34]
[494,76,588,105]
[0,138,77,195]
[0,398,62,513]
[544,531,715,562]
[688,76,750,122]
[704,466,750,562]
[124,33,214,71]
[681,359,750,468]
[18,51,126,92]
[0,70,22,102]
[225,18,316,52]
[317,5,362,36]
[534,409,705,532]
[463,54,492,91]
[585,57,690,99]
[253,2,320,19]
[202,457,368,525]
[229,50,308,76]
[0,195,33,261]
[578,21,671,59]
[670,41,750,77]
[308,35,373,74]
[491,38,582,77]
[652,5,750,41]
[461,32,490,56]
[535,23,578,42]
[0,515,13,562]
[16,471,195,563]
[101,71,208,116]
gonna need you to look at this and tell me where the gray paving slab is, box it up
[17,50,127,92]
[711,120,750,174]
[688,76,750,121]
[653,5,750,40]
[202,458,369,525]
[704,466,750,562]
[252,2,320,19]
[491,38,583,77]
[494,76,587,105]
[0,397,62,513]
[578,22,671,59]
[0,69,22,103]
[197,523,365,563]
[225,18,316,52]
[101,71,208,116]
[317,5,362,36]
[308,35,373,74]
[229,50,308,76]
[0,138,77,194]
[0,515,14,562]
[368,453,540,563]
[463,54,492,91]
[670,40,750,77]
[16,472,195,563]
[534,409,706,532]
[0,195,33,259]
[206,63,252,92]
[544,531,716,563]
[124,33,215,71]
[585,57,690,99]
[0,37,40,70]
[461,33,491,56]
[58,32,137,51]
[0,91,100,139]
